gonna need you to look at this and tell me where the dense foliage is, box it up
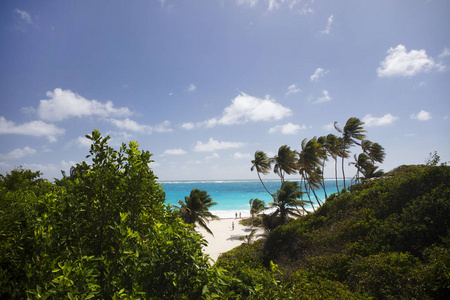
[1,129,448,299]
[0,131,226,299]
[218,165,450,299]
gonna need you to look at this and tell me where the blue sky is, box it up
[1,0,449,181]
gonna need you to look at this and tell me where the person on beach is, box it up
[235,212,237,219]
[239,212,241,219]
[232,222,234,230]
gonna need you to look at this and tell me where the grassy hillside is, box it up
[217,165,450,299]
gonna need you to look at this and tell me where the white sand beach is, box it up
[196,218,266,262]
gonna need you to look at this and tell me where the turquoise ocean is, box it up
[161,179,345,218]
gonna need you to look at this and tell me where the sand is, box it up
[196,218,267,262]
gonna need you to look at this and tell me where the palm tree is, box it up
[362,164,384,180]
[249,198,266,226]
[334,117,366,189]
[350,153,384,183]
[270,181,305,225]
[273,145,298,183]
[317,136,329,199]
[177,189,219,235]
[298,138,322,207]
[350,153,369,184]
[362,139,385,164]
[326,134,341,192]
[251,151,274,198]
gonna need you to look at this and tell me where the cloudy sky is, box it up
[1,0,449,181]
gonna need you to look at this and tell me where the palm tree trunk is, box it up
[303,178,315,212]
[309,181,323,207]
[334,158,339,192]
[257,171,274,199]
[341,156,346,189]
[321,158,328,199]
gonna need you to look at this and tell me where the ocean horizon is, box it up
[161,179,346,219]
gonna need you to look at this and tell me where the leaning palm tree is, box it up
[298,137,323,207]
[361,163,384,180]
[326,133,341,192]
[350,153,370,184]
[334,117,366,189]
[273,145,298,183]
[362,139,385,164]
[350,153,384,183]
[270,181,305,225]
[317,136,329,199]
[251,151,274,198]
[177,189,219,235]
[249,198,266,226]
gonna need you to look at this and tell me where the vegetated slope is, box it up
[218,165,450,299]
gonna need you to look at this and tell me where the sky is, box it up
[0,0,449,181]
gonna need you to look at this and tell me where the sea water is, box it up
[161,179,345,218]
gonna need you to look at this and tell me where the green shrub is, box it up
[0,131,228,299]
[347,252,426,299]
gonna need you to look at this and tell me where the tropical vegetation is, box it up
[217,164,450,299]
[0,131,226,299]
[176,189,219,235]
[1,124,448,299]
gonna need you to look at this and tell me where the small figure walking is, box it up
[235,212,237,219]
[232,222,234,230]
[239,212,241,219]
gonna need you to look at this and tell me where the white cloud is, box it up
[237,0,312,13]
[269,122,306,135]
[163,148,187,155]
[297,5,314,15]
[268,0,280,11]
[153,120,173,133]
[411,110,431,121]
[285,84,301,96]
[0,146,36,160]
[236,0,259,8]
[321,15,334,34]
[233,152,252,159]
[109,118,172,133]
[363,113,399,127]
[414,81,426,88]
[187,83,197,92]
[439,47,450,58]
[76,136,92,148]
[15,9,32,24]
[194,138,246,152]
[323,123,335,131]
[377,45,445,77]
[181,122,195,130]
[0,116,65,142]
[38,88,131,121]
[287,0,302,10]
[313,90,332,104]
[205,153,220,160]
[206,92,292,127]
[109,118,151,133]
[310,68,328,81]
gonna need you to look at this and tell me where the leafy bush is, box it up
[0,131,227,299]
[347,252,425,299]
[253,165,450,299]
